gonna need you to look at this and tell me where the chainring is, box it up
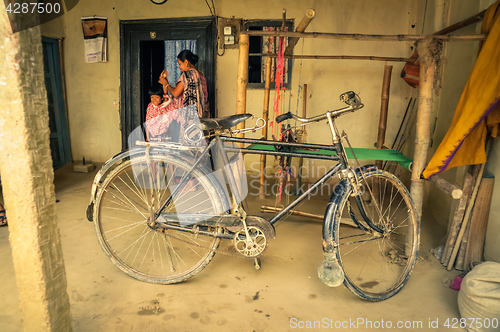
[233,225,268,258]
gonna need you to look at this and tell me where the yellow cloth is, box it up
[423,1,500,179]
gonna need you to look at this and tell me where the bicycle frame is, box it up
[154,112,359,233]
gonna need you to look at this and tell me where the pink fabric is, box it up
[450,276,463,291]
[146,96,179,137]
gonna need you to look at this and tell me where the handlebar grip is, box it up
[276,112,293,123]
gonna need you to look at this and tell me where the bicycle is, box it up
[86,91,419,301]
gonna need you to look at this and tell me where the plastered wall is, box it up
[40,0,500,261]
[40,0,416,165]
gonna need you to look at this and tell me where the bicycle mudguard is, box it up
[318,179,350,287]
[318,164,378,287]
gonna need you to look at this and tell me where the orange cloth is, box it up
[423,1,500,178]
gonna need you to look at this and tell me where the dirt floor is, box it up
[1,164,466,331]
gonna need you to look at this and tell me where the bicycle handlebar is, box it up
[275,91,364,125]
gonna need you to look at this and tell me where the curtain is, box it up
[164,40,197,86]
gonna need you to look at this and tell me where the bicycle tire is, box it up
[93,152,229,284]
[332,168,419,301]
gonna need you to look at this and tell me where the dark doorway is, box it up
[140,40,165,125]
[120,17,216,150]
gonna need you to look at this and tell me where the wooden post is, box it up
[441,173,474,266]
[259,56,272,198]
[295,84,307,195]
[447,163,486,270]
[236,34,249,138]
[464,176,494,269]
[376,64,393,150]
[284,9,316,55]
[410,37,436,218]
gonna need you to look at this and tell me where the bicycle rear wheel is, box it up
[93,152,229,284]
[335,169,419,301]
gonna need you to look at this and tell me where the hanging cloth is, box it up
[423,1,500,179]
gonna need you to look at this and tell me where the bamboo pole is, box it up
[377,64,393,149]
[433,9,486,35]
[249,53,416,62]
[236,34,249,138]
[302,84,307,119]
[447,163,486,270]
[259,57,272,198]
[410,37,436,218]
[245,30,486,42]
[295,84,307,195]
[284,8,316,55]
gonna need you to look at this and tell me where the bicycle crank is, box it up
[233,225,268,258]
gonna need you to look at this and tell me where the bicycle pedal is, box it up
[253,257,261,270]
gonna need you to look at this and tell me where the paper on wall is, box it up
[81,16,107,63]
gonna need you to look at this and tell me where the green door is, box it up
[42,37,71,169]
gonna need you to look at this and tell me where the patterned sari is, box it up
[177,69,209,118]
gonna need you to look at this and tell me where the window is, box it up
[245,19,294,89]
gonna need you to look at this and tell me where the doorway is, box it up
[120,17,216,150]
[42,37,72,169]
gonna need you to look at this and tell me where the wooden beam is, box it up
[244,31,486,42]
[249,53,416,62]
[284,9,316,55]
[428,175,463,199]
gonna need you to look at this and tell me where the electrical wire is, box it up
[204,0,214,16]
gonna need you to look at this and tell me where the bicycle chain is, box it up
[160,228,255,259]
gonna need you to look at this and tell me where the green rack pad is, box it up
[244,144,413,171]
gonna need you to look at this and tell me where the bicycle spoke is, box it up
[335,170,419,300]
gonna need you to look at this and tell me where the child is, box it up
[145,84,179,142]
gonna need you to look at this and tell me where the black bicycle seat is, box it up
[199,114,252,131]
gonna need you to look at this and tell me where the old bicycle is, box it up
[86,91,419,301]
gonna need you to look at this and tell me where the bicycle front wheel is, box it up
[93,152,229,284]
[334,169,419,301]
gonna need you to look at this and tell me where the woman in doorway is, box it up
[158,50,209,119]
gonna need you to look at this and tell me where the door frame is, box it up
[120,17,216,150]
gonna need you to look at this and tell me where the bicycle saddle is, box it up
[199,114,253,131]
